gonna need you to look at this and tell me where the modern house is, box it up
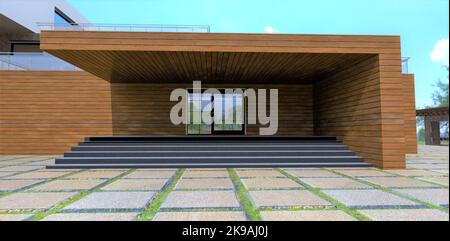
[0,1,417,169]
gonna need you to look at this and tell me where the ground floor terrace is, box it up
[0,145,448,221]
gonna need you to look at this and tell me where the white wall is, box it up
[0,0,88,33]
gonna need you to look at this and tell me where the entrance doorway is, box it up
[186,89,245,135]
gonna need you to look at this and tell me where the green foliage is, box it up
[432,66,449,107]
[417,128,425,143]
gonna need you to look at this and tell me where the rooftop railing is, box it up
[37,23,211,33]
[0,52,79,71]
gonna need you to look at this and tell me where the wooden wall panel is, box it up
[314,51,408,169]
[110,83,313,136]
[0,71,112,154]
[402,74,417,154]
[313,56,384,167]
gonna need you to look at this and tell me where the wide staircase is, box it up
[46,136,372,169]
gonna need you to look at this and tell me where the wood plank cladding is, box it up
[0,71,112,154]
[313,55,406,169]
[40,51,371,84]
[40,31,401,53]
[402,74,417,154]
[111,83,313,136]
[314,56,382,166]
[40,31,399,83]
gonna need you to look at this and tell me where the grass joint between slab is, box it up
[137,169,185,221]
[228,168,263,221]
[276,168,371,221]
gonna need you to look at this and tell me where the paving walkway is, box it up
[0,145,448,221]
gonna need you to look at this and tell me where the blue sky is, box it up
[69,0,449,108]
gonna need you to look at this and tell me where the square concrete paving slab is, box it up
[124,170,176,179]
[283,169,341,178]
[31,179,105,191]
[0,156,28,161]
[408,164,449,169]
[322,189,422,208]
[153,211,247,221]
[333,169,395,177]
[183,169,229,178]
[175,178,233,190]
[0,192,77,210]
[427,169,449,175]
[0,179,43,191]
[249,190,332,208]
[394,188,449,207]
[161,191,240,209]
[63,191,155,211]
[241,177,302,190]
[102,178,169,191]
[261,210,356,221]
[42,212,139,221]
[236,169,284,178]
[6,171,72,180]
[358,209,449,221]
[23,159,56,166]
[0,172,17,178]
[361,177,439,188]
[66,170,125,179]
[418,176,449,186]
[385,169,445,177]
[300,177,371,189]
[0,214,33,221]
[0,165,43,172]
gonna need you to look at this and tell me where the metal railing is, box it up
[37,23,210,33]
[0,52,79,71]
[402,57,410,74]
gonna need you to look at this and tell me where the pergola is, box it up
[417,107,449,145]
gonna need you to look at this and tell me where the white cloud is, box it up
[430,38,449,66]
[264,26,277,34]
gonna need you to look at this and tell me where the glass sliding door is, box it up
[212,92,245,134]
[187,92,212,135]
[186,90,245,135]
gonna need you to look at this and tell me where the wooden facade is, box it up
[0,71,112,154]
[0,31,417,168]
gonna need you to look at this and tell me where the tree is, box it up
[432,66,449,107]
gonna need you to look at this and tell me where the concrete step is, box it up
[47,162,373,169]
[72,145,349,151]
[64,150,356,157]
[55,156,365,164]
[47,136,372,169]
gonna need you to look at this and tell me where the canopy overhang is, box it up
[40,31,400,83]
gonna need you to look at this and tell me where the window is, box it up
[11,41,40,53]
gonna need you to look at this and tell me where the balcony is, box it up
[37,23,210,33]
[0,52,79,71]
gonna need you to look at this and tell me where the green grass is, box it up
[137,169,185,221]
[276,168,371,221]
[227,168,263,221]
